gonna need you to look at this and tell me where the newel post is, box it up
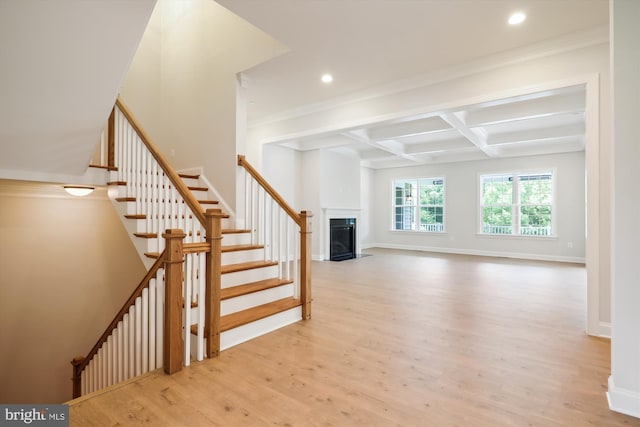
[107,107,115,169]
[163,229,186,374]
[70,356,85,399]
[205,209,224,358]
[300,211,313,320]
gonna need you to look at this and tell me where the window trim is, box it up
[478,169,556,238]
[392,176,446,233]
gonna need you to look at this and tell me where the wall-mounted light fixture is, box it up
[63,186,95,197]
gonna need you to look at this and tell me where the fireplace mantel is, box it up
[321,208,362,261]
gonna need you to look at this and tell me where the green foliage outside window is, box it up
[480,173,553,236]
[394,178,444,231]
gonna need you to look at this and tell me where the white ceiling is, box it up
[0,0,155,180]
[217,0,606,168]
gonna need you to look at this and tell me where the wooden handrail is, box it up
[237,155,302,226]
[72,251,166,375]
[115,97,206,227]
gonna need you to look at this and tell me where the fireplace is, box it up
[330,218,356,261]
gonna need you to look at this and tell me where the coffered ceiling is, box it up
[276,84,586,168]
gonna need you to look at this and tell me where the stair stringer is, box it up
[177,167,237,229]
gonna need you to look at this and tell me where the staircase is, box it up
[71,97,311,398]
[109,170,303,350]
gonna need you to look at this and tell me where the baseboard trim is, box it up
[596,322,611,339]
[608,376,640,418]
[365,243,585,264]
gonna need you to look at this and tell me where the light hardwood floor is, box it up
[69,248,640,426]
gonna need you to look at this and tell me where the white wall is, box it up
[607,0,640,418]
[360,166,375,247]
[263,144,301,205]
[0,181,146,404]
[121,0,288,210]
[371,152,585,262]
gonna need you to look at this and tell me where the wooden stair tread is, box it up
[221,278,293,300]
[178,173,200,180]
[198,200,219,205]
[221,260,278,274]
[145,252,160,259]
[188,186,208,192]
[222,229,251,234]
[222,244,264,253]
[116,197,136,202]
[220,298,301,332]
[107,181,126,186]
[134,232,157,238]
[125,214,146,219]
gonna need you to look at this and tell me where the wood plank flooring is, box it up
[68,248,640,426]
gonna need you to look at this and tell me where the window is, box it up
[394,178,444,232]
[480,172,553,236]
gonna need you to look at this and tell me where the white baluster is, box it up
[115,109,122,182]
[156,268,164,367]
[105,338,112,387]
[135,296,142,376]
[111,328,117,386]
[128,306,135,378]
[184,254,192,367]
[142,288,149,374]
[123,313,129,381]
[152,162,160,250]
[149,279,156,370]
[126,124,132,196]
[197,252,205,361]
[117,320,124,383]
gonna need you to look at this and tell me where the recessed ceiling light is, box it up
[508,12,526,25]
[321,74,333,83]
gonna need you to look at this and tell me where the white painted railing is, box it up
[111,100,207,333]
[483,225,551,236]
[113,105,206,252]
[241,166,299,287]
[420,223,445,232]
[237,155,312,320]
[79,265,165,396]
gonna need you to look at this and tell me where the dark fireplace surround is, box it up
[330,218,356,261]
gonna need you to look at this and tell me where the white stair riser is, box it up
[221,233,252,246]
[222,248,264,265]
[221,284,294,316]
[222,265,278,288]
[180,177,199,187]
[185,306,199,325]
[220,306,302,351]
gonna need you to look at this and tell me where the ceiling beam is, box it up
[464,92,585,127]
[440,112,495,157]
[486,123,585,145]
[367,116,450,141]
